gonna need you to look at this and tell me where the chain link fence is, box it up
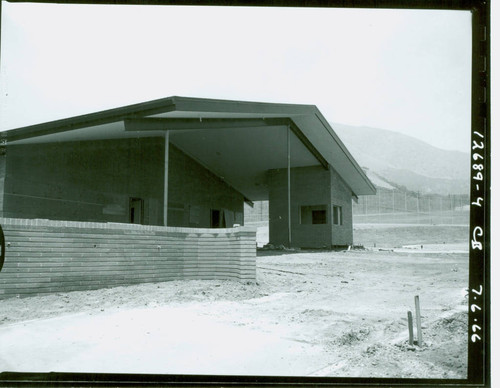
[352,188,469,225]
[245,189,470,226]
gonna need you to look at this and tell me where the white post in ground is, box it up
[287,125,292,248]
[163,130,170,227]
[407,311,414,345]
[414,295,423,346]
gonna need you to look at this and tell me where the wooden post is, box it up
[407,311,414,345]
[163,130,170,227]
[414,295,423,346]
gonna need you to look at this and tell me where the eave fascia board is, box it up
[312,108,377,195]
[123,116,290,132]
[1,97,178,143]
[287,118,329,170]
[244,198,254,207]
[171,96,317,116]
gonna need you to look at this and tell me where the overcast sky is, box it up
[0,2,471,152]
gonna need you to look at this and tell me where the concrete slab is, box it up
[0,305,325,376]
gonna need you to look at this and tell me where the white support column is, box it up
[163,130,170,227]
[287,125,291,248]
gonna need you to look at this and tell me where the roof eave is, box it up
[2,96,377,196]
[1,96,178,142]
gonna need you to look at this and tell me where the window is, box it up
[333,205,342,225]
[312,210,327,224]
[300,205,327,224]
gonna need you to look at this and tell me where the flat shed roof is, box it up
[1,96,376,200]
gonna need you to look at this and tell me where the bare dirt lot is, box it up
[0,224,469,378]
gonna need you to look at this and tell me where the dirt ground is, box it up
[0,224,469,378]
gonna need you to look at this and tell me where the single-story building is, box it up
[0,96,375,298]
[0,96,375,248]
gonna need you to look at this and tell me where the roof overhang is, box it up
[1,96,376,199]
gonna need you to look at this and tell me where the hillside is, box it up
[332,123,470,195]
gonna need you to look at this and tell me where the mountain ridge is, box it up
[332,123,470,195]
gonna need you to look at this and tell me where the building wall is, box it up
[3,138,165,224]
[2,139,244,228]
[268,166,333,248]
[244,201,269,223]
[330,167,354,246]
[0,218,256,299]
[268,165,354,248]
[290,166,333,248]
[168,145,244,228]
[268,168,290,246]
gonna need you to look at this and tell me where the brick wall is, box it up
[0,218,256,300]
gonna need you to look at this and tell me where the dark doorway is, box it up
[210,209,226,228]
[129,198,144,224]
[211,209,220,228]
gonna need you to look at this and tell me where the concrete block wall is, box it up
[244,201,269,223]
[330,167,354,246]
[2,139,245,229]
[268,166,333,248]
[289,166,333,248]
[0,218,256,300]
[268,165,354,248]
[168,144,244,228]
[3,138,164,224]
[268,168,290,247]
